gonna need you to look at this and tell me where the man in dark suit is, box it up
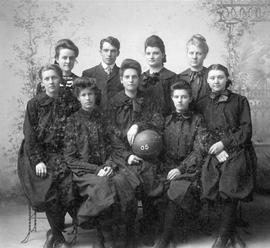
[82,36,123,110]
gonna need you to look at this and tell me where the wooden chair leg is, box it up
[68,224,78,245]
[21,204,37,243]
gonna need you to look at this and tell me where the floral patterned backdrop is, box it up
[0,0,269,198]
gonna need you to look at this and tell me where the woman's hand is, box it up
[215,150,229,163]
[209,141,224,155]
[103,166,113,176]
[167,168,181,181]
[97,166,113,177]
[127,154,143,165]
[35,162,47,178]
[127,124,139,145]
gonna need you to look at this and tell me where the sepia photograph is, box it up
[0,0,270,247]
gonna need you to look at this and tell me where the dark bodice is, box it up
[111,90,163,139]
[162,112,207,174]
[196,90,253,151]
[178,67,211,105]
[23,92,77,166]
[64,108,111,172]
[141,67,177,116]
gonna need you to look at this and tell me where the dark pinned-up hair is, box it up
[120,58,142,77]
[38,64,63,81]
[144,35,167,63]
[170,80,192,97]
[100,36,120,50]
[186,34,209,55]
[54,39,79,61]
[207,64,232,88]
[73,77,101,105]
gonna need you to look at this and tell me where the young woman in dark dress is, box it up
[36,39,80,111]
[141,35,177,116]
[153,82,207,248]
[18,64,76,248]
[110,58,164,245]
[178,34,211,106]
[196,64,257,248]
[64,77,139,248]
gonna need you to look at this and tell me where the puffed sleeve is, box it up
[23,99,47,167]
[64,116,98,173]
[177,116,207,175]
[221,96,252,150]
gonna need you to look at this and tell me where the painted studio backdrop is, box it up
[0,0,270,199]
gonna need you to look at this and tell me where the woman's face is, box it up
[207,69,227,92]
[77,88,96,111]
[145,46,164,68]
[171,89,191,113]
[187,45,206,70]
[121,68,139,92]
[56,48,76,74]
[41,69,60,96]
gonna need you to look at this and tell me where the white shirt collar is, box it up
[101,61,115,70]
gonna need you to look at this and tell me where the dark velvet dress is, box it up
[36,73,80,112]
[141,67,177,116]
[161,112,207,213]
[64,107,138,224]
[178,67,211,107]
[196,90,257,201]
[17,92,77,212]
[110,90,164,195]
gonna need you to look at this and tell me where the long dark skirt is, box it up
[72,173,116,225]
[201,146,256,201]
[17,141,74,212]
[167,177,201,214]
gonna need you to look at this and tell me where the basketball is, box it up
[132,129,163,159]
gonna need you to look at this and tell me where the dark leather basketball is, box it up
[132,129,162,159]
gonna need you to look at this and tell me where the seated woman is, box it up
[196,64,256,248]
[154,81,207,248]
[17,64,77,248]
[110,58,164,244]
[64,77,138,247]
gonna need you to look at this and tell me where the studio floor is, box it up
[1,193,270,248]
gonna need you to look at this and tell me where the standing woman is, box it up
[196,64,256,248]
[178,34,211,106]
[18,64,76,248]
[37,39,79,102]
[141,35,177,116]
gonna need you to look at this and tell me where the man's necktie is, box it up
[105,66,112,76]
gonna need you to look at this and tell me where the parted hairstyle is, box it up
[54,39,79,60]
[170,80,192,97]
[73,77,101,105]
[100,36,120,50]
[38,64,63,81]
[120,58,142,77]
[144,35,167,63]
[207,64,232,88]
[186,34,209,55]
